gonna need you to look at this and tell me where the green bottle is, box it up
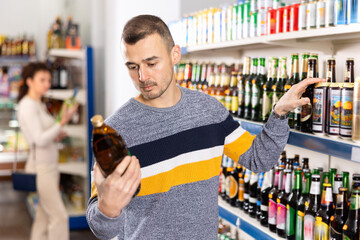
[250,58,263,122]
[342,189,360,239]
[343,171,350,197]
[244,58,257,119]
[296,172,311,240]
[273,57,286,112]
[262,57,276,122]
[287,169,302,239]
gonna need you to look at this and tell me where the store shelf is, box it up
[44,89,86,105]
[0,56,36,65]
[0,151,28,163]
[183,24,360,55]
[218,197,277,240]
[59,161,87,177]
[48,49,86,60]
[236,117,360,162]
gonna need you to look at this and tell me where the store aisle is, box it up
[0,181,97,240]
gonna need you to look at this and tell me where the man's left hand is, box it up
[274,78,325,116]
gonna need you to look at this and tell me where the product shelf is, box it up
[218,196,277,240]
[235,117,360,162]
[48,49,86,60]
[0,151,28,163]
[183,24,360,55]
[44,89,86,105]
[0,56,37,65]
[59,161,87,178]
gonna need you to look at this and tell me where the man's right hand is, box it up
[94,156,141,218]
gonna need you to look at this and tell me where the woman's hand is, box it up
[55,130,67,141]
[59,103,79,126]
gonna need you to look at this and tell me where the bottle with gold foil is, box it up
[91,115,141,197]
[326,58,341,137]
[342,189,360,239]
[340,58,355,139]
[314,183,334,240]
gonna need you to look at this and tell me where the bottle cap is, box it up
[91,115,104,127]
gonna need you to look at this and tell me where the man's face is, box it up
[123,34,176,100]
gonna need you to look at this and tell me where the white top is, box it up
[17,96,62,171]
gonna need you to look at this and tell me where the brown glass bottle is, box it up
[340,58,355,139]
[260,168,274,227]
[300,57,317,133]
[238,57,251,118]
[269,167,282,232]
[277,169,291,238]
[314,183,334,240]
[294,53,309,130]
[304,174,321,240]
[330,187,349,240]
[326,58,341,137]
[342,189,360,240]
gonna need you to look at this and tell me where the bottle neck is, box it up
[285,172,292,194]
[335,192,348,214]
[327,64,336,83]
[344,62,355,83]
[320,186,333,207]
[348,193,360,219]
[294,173,302,191]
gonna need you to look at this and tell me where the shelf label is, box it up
[351,147,360,162]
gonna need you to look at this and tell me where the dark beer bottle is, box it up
[296,172,312,240]
[257,172,265,220]
[248,172,259,217]
[273,57,287,111]
[342,189,360,239]
[260,168,274,226]
[295,53,309,130]
[238,57,251,118]
[277,169,292,238]
[263,58,276,122]
[300,57,317,133]
[244,58,258,119]
[326,58,341,137]
[243,169,252,212]
[220,156,229,200]
[330,187,349,240]
[269,167,281,232]
[340,58,355,139]
[314,183,334,240]
[333,174,343,206]
[229,163,240,207]
[304,174,321,240]
[287,169,302,240]
[251,57,266,122]
[279,151,287,169]
[91,115,141,196]
[302,158,310,172]
[284,54,295,128]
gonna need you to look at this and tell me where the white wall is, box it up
[0,0,91,60]
[103,0,181,117]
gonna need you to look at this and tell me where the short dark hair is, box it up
[17,62,51,102]
[122,15,175,52]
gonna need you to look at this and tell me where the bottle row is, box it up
[0,35,36,57]
[44,95,82,125]
[47,16,81,50]
[220,152,360,239]
[169,0,360,48]
[175,55,360,142]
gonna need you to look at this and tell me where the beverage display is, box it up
[326,58,341,137]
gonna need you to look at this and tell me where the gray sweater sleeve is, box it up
[86,197,125,240]
[238,112,290,173]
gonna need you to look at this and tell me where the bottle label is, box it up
[276,203,286,230]
[245,83,251,107]
[231,96,239,112]
[269,199,277,225]
[261,204,268,211]
[250,197,257,203]
[296,211,304,240]
[314,217,329,240]
[313,88,326,131]
[286,205,295,236]
[257,200,261,207]
[340,88,353,135]
[329,88,341,131]
[304,215,315,240]
[225,96,232,111]
[238,88,244,106]
[310,181,320,195]
[262,91,272,119]
[251,85,259,107]
[244,193,250,200]
[333,181,343,194]
[238,178,245,201]
[301,102,313,122]
[229,175,238,199]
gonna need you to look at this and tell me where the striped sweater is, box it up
[86,87,289,240]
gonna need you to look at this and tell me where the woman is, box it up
[17,62,78,240]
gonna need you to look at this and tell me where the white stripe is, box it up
[140,145,224,178]
[224,126,247,145]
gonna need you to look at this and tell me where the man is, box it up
[86,15,323,239]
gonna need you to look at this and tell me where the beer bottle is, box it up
[194,62,202,90]
[251,57,266,122]
[229,163,240,207]
[215,64,230,107]
[244,58,258,119]
[203,63,214,92]
[287,169,302,240]
[311,53,319,78]
[300,57,317,133]
[188,62,198,90]
[343,171,350,197]
[205,64,217,95]
[273,57,287,112]
[296,172,312,240]
[243,169,252,212]
[329,168,337,189]
[225,71,239,116]
[302,158,310,171]
[326,58,341,137]
[260,168,274,227]
[342,189,360,239]
[238,57,251,118]
[277,169,290,238]
[248,172,259,217]
[225,166,234,203]
[340,58,355,139]
[313,58,332,135]
[285,54,297,128]
[333,174,343,206]
[257,172,265,220]
[263,58,276,122]
[330,187,349,239]
[293,154,300,169]
[279,151,287,169]
[182,62,192,88]
[269,167,281,232]
[238,166,246,209]
[197,62,207,92]
[295,53,309,130]
[314,183,334,240]
[304,174,321,240]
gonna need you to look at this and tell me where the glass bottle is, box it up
[276,169,289,238]
[238,57,251,118]
[296,172,312,240]
[314,183,334,240]
[330,187,349,240]
[251,57,266,122]
[244,58,258,119]
[273,57,287,113]
[269,167,281,232]
[243,169,252,212]
[260,168,274,226]
[226,71,239,117]
[287,169,302,240]
[326,58,341,137]
[263,57,276,122]
[256,172,265,220]
[304,174,321,240]
[229,163,240,207]
[295,53,309,130]
[248,172,259,217]
[333,174,343,206]
[342,189,360,239]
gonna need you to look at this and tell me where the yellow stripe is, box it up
[91,181,98,199]
[223,131,255,161]
[137,156,222,196]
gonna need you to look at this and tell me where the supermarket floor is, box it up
[0,181,97,240]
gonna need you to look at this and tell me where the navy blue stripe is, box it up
[129,115,240,168]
